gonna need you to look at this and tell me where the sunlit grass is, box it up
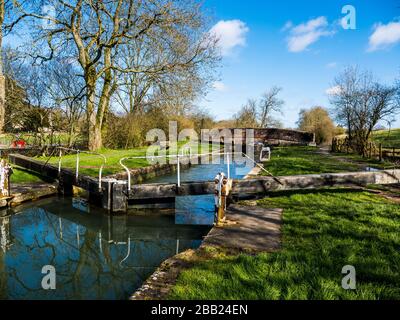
[262,146,391,176]
[36,141,216,177]
[10,167,49,184]
[372,129,400,148]
[169,190,400,300]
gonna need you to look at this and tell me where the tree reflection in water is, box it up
[0,197,209,300]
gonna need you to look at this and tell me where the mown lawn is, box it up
[372,129,400,148]
[169,189,400,299]
[10,167,49,184]
[262,146,391,176]
[36,142,217,177]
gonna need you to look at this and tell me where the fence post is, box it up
[379,144,382,162]
[369,142,372,158]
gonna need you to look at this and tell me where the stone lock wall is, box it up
[253,128,315,146]
[220,128,315,146]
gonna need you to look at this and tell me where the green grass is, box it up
[263,147,360,176]
[169,190,400,299]
[10,167,48,184]
[37,142,217,177]
[262,146,394,177]
[372,129,400,148]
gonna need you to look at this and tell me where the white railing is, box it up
[57,146,107,191]
[119,150,238,192]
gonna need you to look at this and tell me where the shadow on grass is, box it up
[11,167,55,184]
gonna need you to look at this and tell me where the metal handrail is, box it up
[57,146,107,191]
[241,152,283,185]
[120,151,243,192]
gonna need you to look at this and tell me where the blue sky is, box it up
[202,0,400,128]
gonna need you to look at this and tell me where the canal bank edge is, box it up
[0,183,58,212]
[130,204,283,300]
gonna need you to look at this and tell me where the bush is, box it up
[298,106,336,145]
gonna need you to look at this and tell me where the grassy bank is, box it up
[262,146,391,176]
[11,167,48,184]
[169,189,400,299]
[372,129,400,148]
[37,142,217,177]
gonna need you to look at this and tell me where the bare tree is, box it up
[234,99,258,128]
[330,66,400,155]
[46,59,85,146]
[6,0,219,150]
[258,86,284,128]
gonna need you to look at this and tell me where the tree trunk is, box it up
[88,124,102,151]
[0,75,5,133]
[0,1,5,134]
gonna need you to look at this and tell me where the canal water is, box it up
[0,157,253,300]
[145,156,254,225]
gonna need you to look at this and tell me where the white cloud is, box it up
[368,21,400,51]
[326,62,338,68]
[209,20,249,56]
[212,81,228,92]
[281,21,293,32]
[284,16,335,52]
[325,85,342,96]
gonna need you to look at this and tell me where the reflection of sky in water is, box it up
[146,157,254,226]
[175,195,215,225]
[0,158,253,299]
[147,157,253,184]
[0,198,209,300]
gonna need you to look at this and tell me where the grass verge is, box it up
[372,129,400,148]
[169,189,400,299]
[262,146,393,176]
[10,167,49,184]
[36,142,216,177]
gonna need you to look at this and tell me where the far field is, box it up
[372,129,400,148]
[261,146,393,176]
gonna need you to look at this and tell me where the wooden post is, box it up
[369,142,372,158]
[379,143,382,162]
[393,147,396,158]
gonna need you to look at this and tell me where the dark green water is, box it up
[0,197,210,300]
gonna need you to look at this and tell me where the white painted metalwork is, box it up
[226,153,230,180]
[260,146,271,162]
[57,147,107,191]
[177,154,181,187]
[119,150,241,192]
[76,150,80,180]
[119,237,131,267]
